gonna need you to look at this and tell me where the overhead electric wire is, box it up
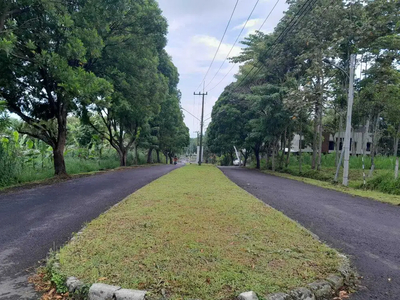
[195,0,240,91]
[208,64,237,92]
[231,0,319,93]
[205,0,261,90]
[181,106,200,121]
[207,0,281,92]
[257,0,281,31]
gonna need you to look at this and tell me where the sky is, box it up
[156,0,289,137]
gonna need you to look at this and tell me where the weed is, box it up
[44,250,68,294]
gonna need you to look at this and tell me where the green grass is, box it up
[13,157,121,184]
[284,153,397,170]
[251,152,400,204]
[264,171,400,206]
[0,148,169,190]
[58,165,341,300]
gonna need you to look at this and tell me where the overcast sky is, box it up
[156,0,289,137]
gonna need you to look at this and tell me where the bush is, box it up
[364,172,400,195]
[217,154,231,166]
[280,167,332,182]
[0,141,19,187]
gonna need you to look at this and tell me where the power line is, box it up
[208,64,237,92]
[206,0,281,92]
[181,107,200,121]
[195,0,240,91]
[205,0,261,90]
[257,0,281,31]
[232,0,319,92]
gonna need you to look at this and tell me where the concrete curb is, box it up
[65,255,358,300]
[65,279,147,300]
[242,254,358,300]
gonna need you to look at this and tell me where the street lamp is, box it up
[324,54,356,186]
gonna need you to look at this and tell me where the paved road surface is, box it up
[220,167,400,300]
[0,165,179,300]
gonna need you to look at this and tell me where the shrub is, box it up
[365,172,400,195]
[0,140,19,187]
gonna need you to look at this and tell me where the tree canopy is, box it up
[207,0,400,173]
[0,0,189,175]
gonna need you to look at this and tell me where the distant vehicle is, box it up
[233,159,242,166]
[233,146,242,166]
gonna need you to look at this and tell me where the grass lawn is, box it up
[264,170,400,206]
[58,165,341,300]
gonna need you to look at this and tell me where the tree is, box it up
[78,0,169,166]
[0,0,110,175]
[147,50,189,164]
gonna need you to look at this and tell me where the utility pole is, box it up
[194,88,207,166]
[342,54,356,186]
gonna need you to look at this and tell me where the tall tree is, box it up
[79,0,169,166]
[0,0,110,175]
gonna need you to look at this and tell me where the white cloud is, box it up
[192,35,242,61]
[156,0,289,137]
[166,35,241,77]
[233,18,263,31]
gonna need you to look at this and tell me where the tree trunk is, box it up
[118,149,127,167]
[169,155,173,165]
[156,150,160,163]
[369,114,380,177]
[165,152,168,164]
[317,99,323,171]
[147,148,153,164]
[53,109,68,176]
[229,151,234,166]
[312,102,319,170]
[53,143,67,176]
[395,157,399,180]
[351,129,356,156]
[286,139,291,168]
[272,143,276,172]
[133,143,139,165]
[280,130,287,169]
[242,151,249,167]
[254,147,260,169]
[394,123,400,157]
[299,123,303,173]
[362,119,370,186]
[266,144,270,169]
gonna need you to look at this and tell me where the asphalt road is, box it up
[0,164,179,300]
[220,167,400,300]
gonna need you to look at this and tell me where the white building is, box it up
[290,128,373,155]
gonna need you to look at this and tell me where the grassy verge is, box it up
[0,164,160,194]
[58,165,341,300]
[263,170,400,206]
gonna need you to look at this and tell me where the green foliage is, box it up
[282,167,333,182]
[0,0,187,174]
[0,140,18,186]
[44,250,68,294]
[207,0,400,193]
[365,173,400,195]
[51,272,68,294]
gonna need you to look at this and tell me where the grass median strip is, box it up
[58,165,341,299]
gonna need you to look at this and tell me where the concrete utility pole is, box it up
[324,54,356,186]
[342,54,356,186]
[194,90,207,166]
